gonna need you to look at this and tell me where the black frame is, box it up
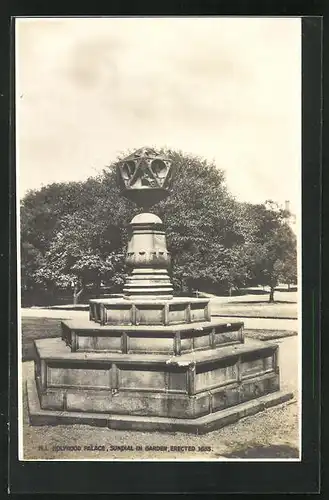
[3,6,322,495]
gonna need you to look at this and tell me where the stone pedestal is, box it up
[123,213,173,299]
[27,293,292,433]
[26,147,293,433]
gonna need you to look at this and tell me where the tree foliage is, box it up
[239,201,297,301]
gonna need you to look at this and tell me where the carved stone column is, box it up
[123,212,173,299]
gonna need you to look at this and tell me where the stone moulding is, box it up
[121,212,174,299]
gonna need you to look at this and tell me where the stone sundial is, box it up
[26,146,293,436]
[116,147,174,299]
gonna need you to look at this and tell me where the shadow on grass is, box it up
[221,444,299,459]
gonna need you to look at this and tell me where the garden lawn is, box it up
[21,317,68,361]
[244,329,297,341]
[210,300,297,319]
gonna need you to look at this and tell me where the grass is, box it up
[22,317,67,361]
[211,301,297,319]
[244,329,298,341]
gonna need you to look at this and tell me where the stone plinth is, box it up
[27,297,293,432]
[89,297,211,326]
[27,376,292,433]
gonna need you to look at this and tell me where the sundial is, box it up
[26,146,293,439]
[117,147,173,208]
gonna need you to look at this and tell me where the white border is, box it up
[16,16,302,463]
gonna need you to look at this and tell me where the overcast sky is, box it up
[16,17,301,216]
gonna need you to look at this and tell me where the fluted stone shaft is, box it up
[123,213,174,299]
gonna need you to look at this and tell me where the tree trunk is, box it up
[95,276,102,296]
[288,283,290,291]
[228,286,232,297]
[73,284,84,305]
[269,287,275,303]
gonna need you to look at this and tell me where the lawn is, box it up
[210,300,297,319]
[244,329,297,341]
[208,290,297,319]
[21,317,70,362]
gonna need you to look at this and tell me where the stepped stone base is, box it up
[26,168,294,435]
[27,292,293,433]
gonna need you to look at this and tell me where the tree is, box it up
[33,213,126,304]
[20,241,48,307]
[152,149,247,293]
[20,174,133,304]
[242,201,297,302]
[280,245,298,290]
[20,181,87,253]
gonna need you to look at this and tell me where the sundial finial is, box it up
[116,147,173,208]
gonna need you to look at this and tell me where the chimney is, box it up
[284,200,290,213]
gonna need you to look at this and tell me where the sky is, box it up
[15,17,301,217]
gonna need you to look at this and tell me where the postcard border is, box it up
[6,11,322,495]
